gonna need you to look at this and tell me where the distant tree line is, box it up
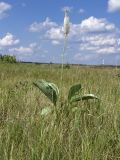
[0,54,17,63]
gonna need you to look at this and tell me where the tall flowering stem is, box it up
[61,35,67,83]
[60,9,70,99]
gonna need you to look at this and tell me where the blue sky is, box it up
[0,0,120,65]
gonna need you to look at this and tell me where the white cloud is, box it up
[74,53,97,62]
[9,46,33,54]
[108,0,120,12]
[70,17,120,62]
[9,42,39,54]
[45,27,64,40]
[9,42,41,55]
[8,43,48,62]
[45,16,117,42]
[29,42,37,48]
[96,47,116,54]
[29,17,58,32]
[80,42,100,51]
[29,16,120,64]
[80,34,117,48]
[0,33,19,47]
[79,34,120,55]
[0,2,12,19]
[80,16,116,32]
[71,17,119,56]
[78,9,85,14]
[51,40,60,45]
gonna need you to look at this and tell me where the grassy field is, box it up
[0,62,120,160]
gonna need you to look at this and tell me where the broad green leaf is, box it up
[41,107,52,116]
[68,84,82,102]
[81,94,99,100]
[48,83,59,97]
[70,95,82,103]
[70,94,99,103]
[33,80,59,106]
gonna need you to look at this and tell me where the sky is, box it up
[0,0,120,65]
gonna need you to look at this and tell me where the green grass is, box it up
[0,63,120,160]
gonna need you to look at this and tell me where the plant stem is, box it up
[60,35,67,99]
[61,35,67,85]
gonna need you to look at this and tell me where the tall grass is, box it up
[0,63,120,160]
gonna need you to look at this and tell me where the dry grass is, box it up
[0,63,120,160]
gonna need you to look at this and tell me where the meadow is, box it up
[0,62,120,160]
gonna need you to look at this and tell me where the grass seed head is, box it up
[64,9,70,36]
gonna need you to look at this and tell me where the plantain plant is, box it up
[33,80,99,115]
[33,10,99,116]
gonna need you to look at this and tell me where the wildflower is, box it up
[64,9,70,37]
